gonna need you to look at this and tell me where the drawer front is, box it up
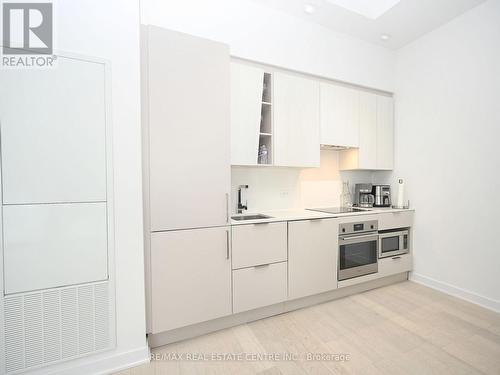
[379,254,412,277]
[378,211,414,230]
[232,222,287,269]
[232,262,287,313]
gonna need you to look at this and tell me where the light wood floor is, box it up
[117,281,500,375]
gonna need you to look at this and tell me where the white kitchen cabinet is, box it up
[378,211,414,230]
[288,219,338,300]
[142,26,230,231]
[0,56,107,204]
[273,72,320,167]
[357,92,378,169]
[3,203,108,295]
[379,254,412,277]
[232,222,287,269]
[150,227,232,333]
[230,62,264,165]
[339,93,394,170]
[320,83,359,148]
[232,262,287,313]
[376,95,395,170]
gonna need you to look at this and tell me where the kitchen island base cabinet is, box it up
[288,219,339,300]
[150,227,232,334]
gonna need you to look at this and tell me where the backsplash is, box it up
[231,150,373,213]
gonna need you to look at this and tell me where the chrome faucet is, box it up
[237,185,248,214]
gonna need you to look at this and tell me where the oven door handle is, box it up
[340,233,378,241]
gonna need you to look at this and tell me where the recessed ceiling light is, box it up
[304,3,316,14]
[380,34,391,41]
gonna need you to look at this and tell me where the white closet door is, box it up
[320,83,359,148]
[0,56,107,204]
[274,72,320,167]
[146,26,230,231]
[377,95,395,170]
[3,203,108,294]
[230,62,264,165]
[358,92,378,169]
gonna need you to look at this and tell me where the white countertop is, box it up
[231,207,414,225]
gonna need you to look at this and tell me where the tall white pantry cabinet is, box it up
[141,26,232,334]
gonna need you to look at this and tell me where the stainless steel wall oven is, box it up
[338,220,378,281]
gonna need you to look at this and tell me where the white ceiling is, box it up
[326,0,402,19]
[251,0,486,49]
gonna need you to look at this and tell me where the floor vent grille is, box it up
[3,282,112,374]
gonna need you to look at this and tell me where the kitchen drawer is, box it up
[378,211,414,230]
[232,261,287,313]
[379,254,412,277]
[232,222,287,269]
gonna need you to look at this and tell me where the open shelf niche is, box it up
[258,72,273,165]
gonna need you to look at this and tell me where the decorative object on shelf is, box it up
[340,181,353,208]
[258,144,269,164]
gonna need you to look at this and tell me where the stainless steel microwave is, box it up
[378,229,410,258]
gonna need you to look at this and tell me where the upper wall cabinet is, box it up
[142,26,231,231]
[339,93,394,170]
[273,72,320,167]
[228,60,393,170]
[320,83,360,148]
[376,95,395,170]
[357,91,378,169]
[230,61,275,166]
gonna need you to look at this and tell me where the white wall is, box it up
[21,0,149,373]
[231,151,373,213]
[141,0,396,92]
[380,0,500,311]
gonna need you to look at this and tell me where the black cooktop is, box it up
[307,207,368,214]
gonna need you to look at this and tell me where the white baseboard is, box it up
[21,345,150,375]
[410,273,500,313]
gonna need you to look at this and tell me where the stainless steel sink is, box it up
[231,214,271,221]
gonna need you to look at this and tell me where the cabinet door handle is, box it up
[392,256,401,260]
[226,230,230,259]
[225,193,229,223]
